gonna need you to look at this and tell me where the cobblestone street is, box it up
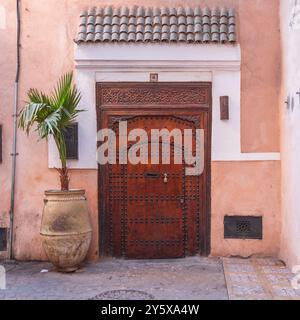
[0,257,299,300]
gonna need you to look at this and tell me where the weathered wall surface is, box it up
[240,0,281,152]
[0,0,17,259]
[279,0,300,268]
[211,161,281,257]
[0,0,281,261]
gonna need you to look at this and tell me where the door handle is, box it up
[163,173,168,184]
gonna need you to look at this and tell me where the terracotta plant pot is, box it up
[40,190,92,273]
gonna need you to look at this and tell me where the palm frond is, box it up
[18,71,83,171]
[18,102,51,135]
[28,88,52,106]
[52,72,73,109]
[36,109,61,139]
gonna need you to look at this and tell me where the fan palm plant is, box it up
[18,72,83,191]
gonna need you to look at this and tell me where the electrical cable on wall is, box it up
[8,0,21,260]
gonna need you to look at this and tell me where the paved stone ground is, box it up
[0,257,299,300]
[223,257,300,300]
[0,257,228,300]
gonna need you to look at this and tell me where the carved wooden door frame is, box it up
[96,82,212,258]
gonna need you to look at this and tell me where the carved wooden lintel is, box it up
[101,85,209,105]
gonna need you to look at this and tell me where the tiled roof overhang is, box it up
[75,6,237,44]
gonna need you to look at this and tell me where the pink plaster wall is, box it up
[211,161,281,257]
[240,0,281,153]
[0,0,281,261]
[0,0,17,260]
[279,0,300,268]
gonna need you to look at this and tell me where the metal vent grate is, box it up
[0,228,7,251]
[224,216,263,240]
[236,220,251,234]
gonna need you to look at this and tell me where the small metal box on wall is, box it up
[220,96,229,120]
[63,123,79,160]
[0,228,7,251]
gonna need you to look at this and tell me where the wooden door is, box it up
[97,83,211,259]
